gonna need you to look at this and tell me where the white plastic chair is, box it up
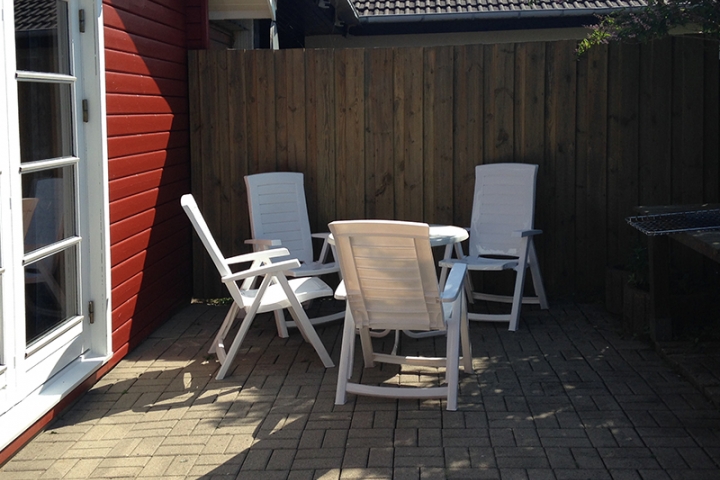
[441,163,548,331]
[181,194,334,380]
[245,172,343,336]
[330,220,472,411]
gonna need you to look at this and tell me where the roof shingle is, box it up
[353,0,645,17]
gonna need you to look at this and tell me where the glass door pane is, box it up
[15,0,82,353]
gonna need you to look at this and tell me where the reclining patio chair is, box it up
[441,163,548,331]
[181,194,334,380]
[330,220,471,411]
[245,172,344,337]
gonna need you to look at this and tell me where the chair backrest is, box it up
[180,194,232,278]
[469,163,538,257]
[245,172,314,264]
[329,220,445,332]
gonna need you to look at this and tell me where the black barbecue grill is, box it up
[627,208,720,236]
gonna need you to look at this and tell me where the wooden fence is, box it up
[188,37,719,300]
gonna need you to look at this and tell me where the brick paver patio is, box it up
[2,301,720,479]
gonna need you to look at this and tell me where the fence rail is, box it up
[189,38,719,299]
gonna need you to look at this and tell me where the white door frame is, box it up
[0,0,111,450]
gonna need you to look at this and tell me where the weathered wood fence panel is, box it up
[189,38,720,299]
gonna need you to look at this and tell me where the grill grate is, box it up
[627,209,720,236]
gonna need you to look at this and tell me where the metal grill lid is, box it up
[627,208,720,236]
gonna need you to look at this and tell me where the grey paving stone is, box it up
[4,303,720,480]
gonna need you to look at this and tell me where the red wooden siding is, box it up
[104,0,193,363]
[186,0,209,49]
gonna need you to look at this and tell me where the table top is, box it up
[328,224,468,246]
[428,224,468,247]
[671,230,720,264]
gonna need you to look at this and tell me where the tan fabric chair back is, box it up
[329,220,444,332]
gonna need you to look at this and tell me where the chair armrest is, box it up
[225,248,291,265]
[311,232,335,264]
[440,263,467,303]
[221,258,301,283]
[244,238,283,249]
[438,258,463,268]
[334,280,347,300]
[511,229,542,238]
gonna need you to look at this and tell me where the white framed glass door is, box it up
[14,0,86,394]
[0,0,110,439]
[0,6,10,415]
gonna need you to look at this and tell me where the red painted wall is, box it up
[104,0,194,362]
[186,0,210,49]
[0,0,204,464]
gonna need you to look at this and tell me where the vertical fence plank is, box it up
[575,44,609,296]
[672,37,706,279]
[453,44,483,227]
[287,49,307,175]
[275,49,290,171]
[227,49,250,255]
[423,46,454,224]
[335,48,365,219]
[393,47,424,222]
[514,42,545,164]
[247,50,276,174]
[639,38,672,207]
[704,39,720,204]
[275,49,307,175]
[198,50,231,297]
[306,49,336,232]
[365,48,395,220]
[483,43,515,164]
[607,42,641,268]
[188,51,209,297]
[216,52,233,255]
[543,40,577,296]
[673,37,705,205]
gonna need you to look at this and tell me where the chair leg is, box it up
[216,306,259,380]
[209,302,241,355]
[445,312,461,411]
[215,276,274,380]
[508,247,530,332]
[335,310,356,405]
[345,307,356,378]
[358,326,375,368]
[276,275,334,368]
[528,241,549,310]
[459,294,473,373]
[274,310,289,338]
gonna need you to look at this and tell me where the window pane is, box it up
[14,0,70,74]
[25,246,78,346]
[17,81,74,162]
[22,167,75,253]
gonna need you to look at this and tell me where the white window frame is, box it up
[0,0,111,450]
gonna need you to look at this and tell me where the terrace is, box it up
[2,301,720,478]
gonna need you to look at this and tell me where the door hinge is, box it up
[82,99,89,122]
[79,9,85,33]
[88,301,95,324]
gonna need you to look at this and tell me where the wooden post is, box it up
[648,235,672,341]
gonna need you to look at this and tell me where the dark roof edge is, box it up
[357,7,636,23]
